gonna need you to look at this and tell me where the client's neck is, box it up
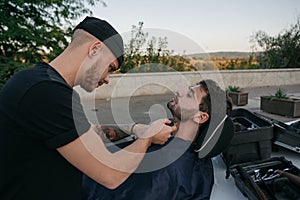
[173,120,199,142]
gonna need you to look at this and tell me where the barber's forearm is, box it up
[121,123,149,136]
[93,123,149,139]
[86,127,151,173]
[84,120,172,188]
[109,137,151,171]
[128,123,149,137]
[93,137,152,189]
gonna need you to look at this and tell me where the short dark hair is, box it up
[193,80,234,158]
[197,80,211,116]
[193,79,231,146]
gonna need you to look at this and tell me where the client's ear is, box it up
[193,111,209,124]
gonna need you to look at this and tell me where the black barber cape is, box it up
[82,137,214,200]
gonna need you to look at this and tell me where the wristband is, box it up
[130,123,138,135]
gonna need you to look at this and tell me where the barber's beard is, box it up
[81,61,102,93]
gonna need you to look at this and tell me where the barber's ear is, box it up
[89,41,103,57]
[193,111,209,124]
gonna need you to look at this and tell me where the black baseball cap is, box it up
[73,16,124,67]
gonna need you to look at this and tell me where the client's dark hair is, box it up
[192,79,231,146]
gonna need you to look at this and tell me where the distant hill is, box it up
[188,51,260,58]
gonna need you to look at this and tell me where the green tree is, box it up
[121,22,194,73]
[251,17,300,68]
[0,0,104,89]
[121,22,148,73]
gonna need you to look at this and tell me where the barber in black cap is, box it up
[0,16,176,200]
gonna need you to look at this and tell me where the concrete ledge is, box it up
[75,69,300,99]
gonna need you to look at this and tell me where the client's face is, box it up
[167,85,207,121]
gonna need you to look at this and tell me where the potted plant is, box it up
[227,85,248,106]
[260,88,300,117]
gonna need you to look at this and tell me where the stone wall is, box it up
[75,69,300,99]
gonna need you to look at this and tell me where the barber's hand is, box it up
[143,119,177,145]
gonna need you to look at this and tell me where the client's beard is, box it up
[167,101,197,122]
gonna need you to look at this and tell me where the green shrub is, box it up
[227,85,241,93]
[274,88,289,99]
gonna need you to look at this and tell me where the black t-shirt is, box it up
[0,62,91,200]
